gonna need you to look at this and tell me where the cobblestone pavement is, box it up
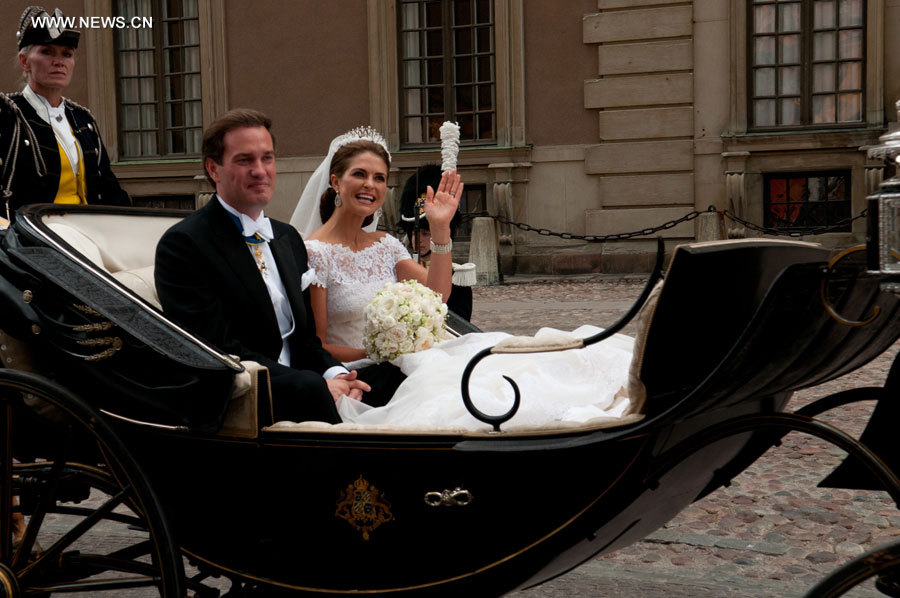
[476,276,898,597]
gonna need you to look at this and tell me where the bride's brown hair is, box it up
[319,140,391,226]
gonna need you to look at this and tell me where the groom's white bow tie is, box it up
[239,213,274,241]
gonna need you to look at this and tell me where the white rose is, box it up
[414,335,434,352]
[379,295,398,313]
[387,325,406,344]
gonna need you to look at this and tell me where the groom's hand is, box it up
[328,370,371,402]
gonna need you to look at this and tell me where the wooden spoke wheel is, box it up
[0,562,19,597]
[0,369,184,596]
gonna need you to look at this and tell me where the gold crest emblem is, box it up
[335,475,394,540]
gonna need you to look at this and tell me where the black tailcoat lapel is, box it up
[205,199,281,342]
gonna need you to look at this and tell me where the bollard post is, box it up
[469,217,500,285]
[696,211,724,242]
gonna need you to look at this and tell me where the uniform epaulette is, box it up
[0,92,11,117]
[0,92,27,119]
[4,91,24,105]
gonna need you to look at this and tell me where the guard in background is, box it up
[0,6,130,225]
[398,164,476,321]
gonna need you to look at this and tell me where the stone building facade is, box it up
[2,0,898,273]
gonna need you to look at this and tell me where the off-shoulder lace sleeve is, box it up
[304,240,331,288]
[383,234,412,264]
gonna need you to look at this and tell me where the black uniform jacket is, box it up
[154,198,341,376]
[0,91,130,220]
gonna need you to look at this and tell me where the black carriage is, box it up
[3,200,900,597]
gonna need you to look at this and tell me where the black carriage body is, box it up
[125,416,790,595]
[3,204,900,596]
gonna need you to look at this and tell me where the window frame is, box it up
[397,0,497,148]
[747,0,867,132]
[762,168,852,230]
[728,0,884,136]
[82,0,228,164]
[366,0,525,153]
[113,0,204,160]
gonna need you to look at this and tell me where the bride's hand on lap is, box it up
[424,169,463,232]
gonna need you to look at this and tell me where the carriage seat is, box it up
[42,212,178,309]
[33,211,269,438]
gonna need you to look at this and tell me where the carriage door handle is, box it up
[424,487,473,507]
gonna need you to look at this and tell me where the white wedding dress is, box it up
[305,236,635,431]
[305,235,412,349]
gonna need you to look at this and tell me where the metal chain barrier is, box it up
[455,206,868,241]
[720,208,867,238]
[461,209,705,242]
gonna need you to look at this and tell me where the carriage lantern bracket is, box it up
[867,99,900,291]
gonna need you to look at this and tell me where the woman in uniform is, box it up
[0,6,130,225]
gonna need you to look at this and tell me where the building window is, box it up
[398,0,496,146]
[114,0,202,159]
[749,0,864,129]
[763,170,851,230]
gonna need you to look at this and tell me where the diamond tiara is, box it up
[330,126,390,159]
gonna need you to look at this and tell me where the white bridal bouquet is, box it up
[363,280,449,362]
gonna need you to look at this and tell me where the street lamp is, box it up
[867,100,900,280]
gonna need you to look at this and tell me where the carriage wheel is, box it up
[0,369,185,596]
[803,538,900,597]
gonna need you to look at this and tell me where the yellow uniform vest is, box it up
[53,139,86,205]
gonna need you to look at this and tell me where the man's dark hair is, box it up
[201,108,276,187]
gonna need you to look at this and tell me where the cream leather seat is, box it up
[32,211,270,437]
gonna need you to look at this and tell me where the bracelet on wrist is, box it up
[429,239,452,255]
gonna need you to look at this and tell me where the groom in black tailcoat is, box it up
[155,108,386,424]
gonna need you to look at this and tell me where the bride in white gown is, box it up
[290,128,634,431]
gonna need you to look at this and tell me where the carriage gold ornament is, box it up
[335,475,394,540]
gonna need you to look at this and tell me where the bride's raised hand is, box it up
[424,169,463,229]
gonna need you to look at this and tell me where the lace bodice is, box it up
[305,235,411,349]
